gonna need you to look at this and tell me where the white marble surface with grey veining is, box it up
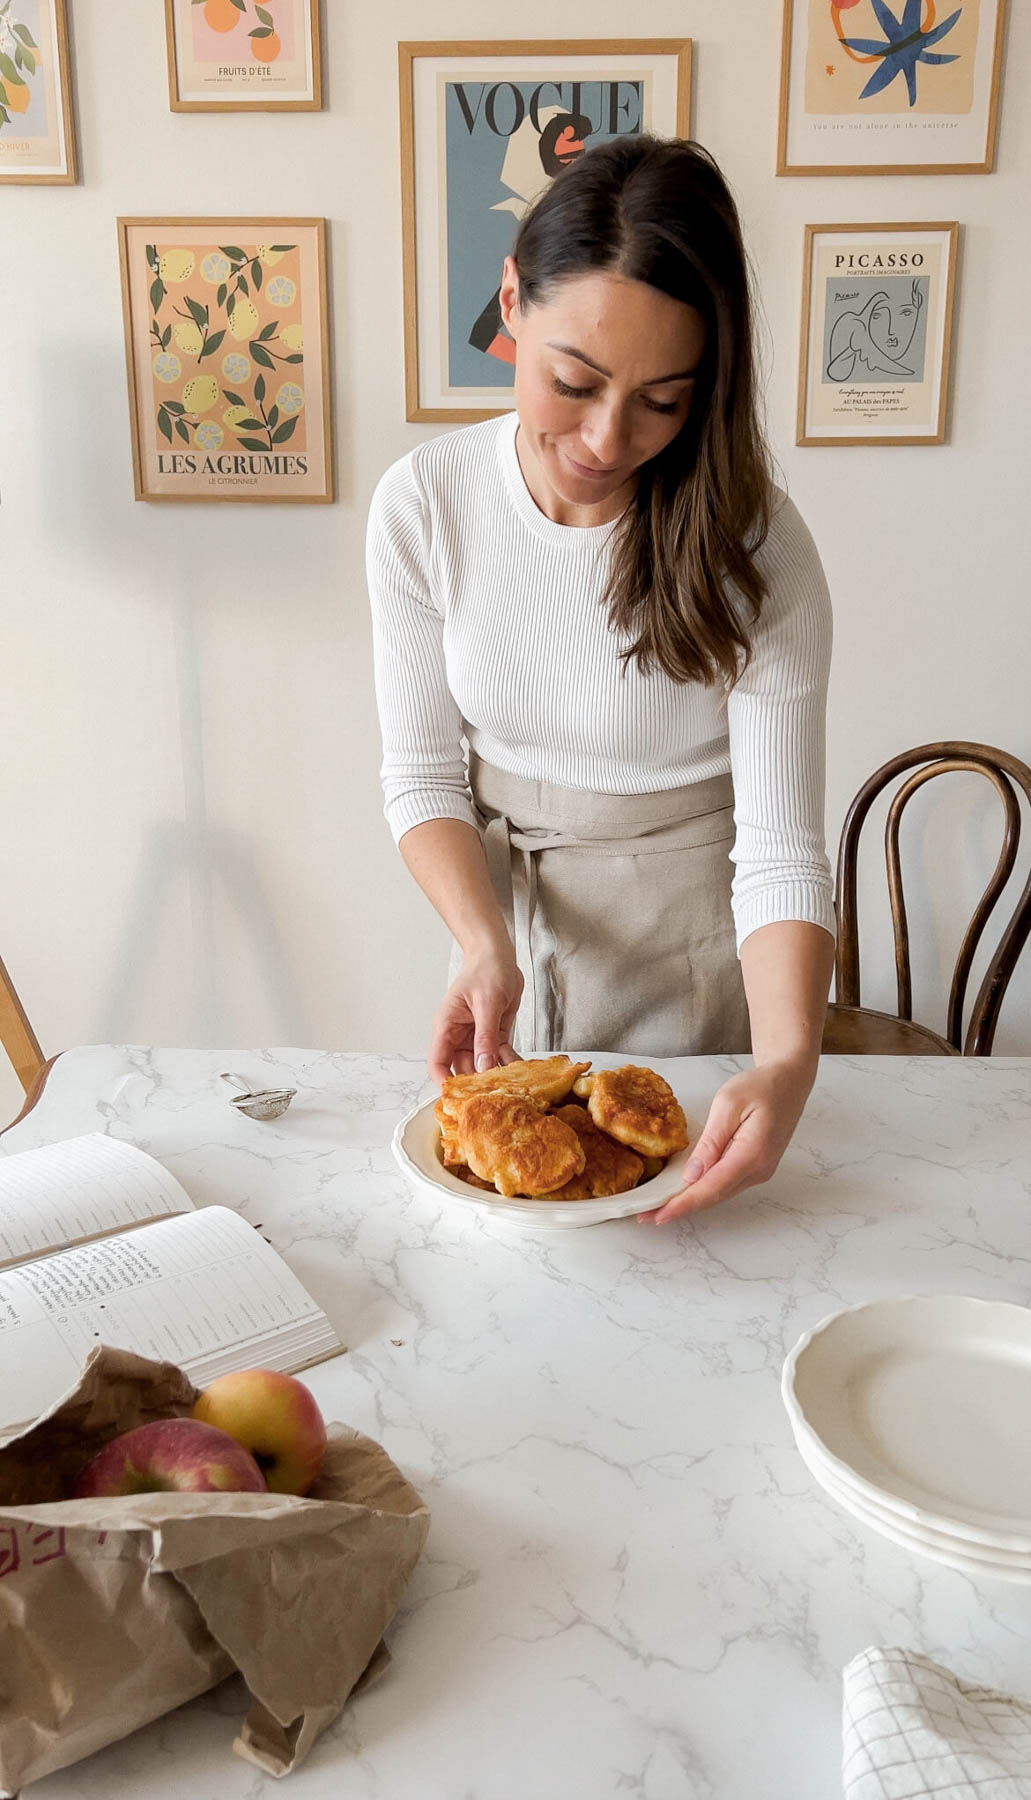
[4,1047,1031,1800]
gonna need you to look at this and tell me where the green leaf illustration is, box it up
[216,282,227,309]
[220,246,245,261]
[237,274,248,297]
[226,293,235,316]
[150,277,165,312]
[223,390,245,406]
[258,322,277,340]
[272,417,298,445]
[285,353,304,364]
[240,416,263,430]
[204,328,225,356]
[249,27,273,39]
[254,373,266,403]
[186,295,207,328]
[270,246,296,253]
[164,401,186,414]
[158,410,173,445]
[0,52,23,84]
[256,4,274,24]
[146,244,159,271]
[252,259,263,291]
[230,0,246,11]
[176,420,189,443]
[238,438,269,452]
[267,404,280,430]
[161,325,171,348]
[14,23,39,47]
[250,344,275,369]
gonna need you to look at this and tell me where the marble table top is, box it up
[4,1046,1031,1800]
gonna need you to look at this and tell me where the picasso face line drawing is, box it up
[825,279,925,381]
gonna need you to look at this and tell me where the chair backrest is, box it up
[834,741,1031,1055]
[0,952,45,1093]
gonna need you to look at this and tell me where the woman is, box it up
[367,136,835,1224]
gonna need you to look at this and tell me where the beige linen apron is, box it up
[460,750,751,1057]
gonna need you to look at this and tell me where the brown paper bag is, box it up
[0,1346,430,1792]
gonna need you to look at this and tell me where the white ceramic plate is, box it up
[791,1426,1031,1585]
[782,1296,1031,1547]
[391,1069,697,1232]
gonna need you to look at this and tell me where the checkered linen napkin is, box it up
[843,1648,1031,1799]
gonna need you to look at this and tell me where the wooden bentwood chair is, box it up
[821,742,1031,1056]
[0,951,45,1093]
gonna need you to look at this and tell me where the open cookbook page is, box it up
[0,1133,193,1272]
[0,1204,343,1434]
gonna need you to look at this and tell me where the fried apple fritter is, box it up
[440,1054,591,1118]
[451,1092,585,1198]
[449,1162,497,1192]
[545,1105,644,1201]
[638,1155,666,1183]
[586,1065,689,1158]
[434,1099,466,1168]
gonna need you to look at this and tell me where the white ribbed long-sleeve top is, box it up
[367,412,835,949]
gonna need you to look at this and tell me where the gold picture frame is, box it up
[164,0,322,112]
[399,38,693,423]
[118,216,334,502]
[777,0,1007,176]
[0,0,76,184]
[797,221,958,446]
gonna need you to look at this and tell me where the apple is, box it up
[191,1368,327,1495]
[73,1417,267,1498]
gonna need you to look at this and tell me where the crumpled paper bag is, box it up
[0,1345,430,1791]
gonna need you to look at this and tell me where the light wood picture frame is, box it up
[399,38,692,423]
[164,0,321,111]
[118,217,333,502]
[778,0,1007,176]
[0,0,76,184]
[797,221,958,446]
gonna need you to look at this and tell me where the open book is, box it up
[0,1133,344,1435]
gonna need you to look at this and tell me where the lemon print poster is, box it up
[165,0,320,110]
[119,217,332,502]
[0,0,75,183]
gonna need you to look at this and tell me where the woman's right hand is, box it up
[428,942,524,1082]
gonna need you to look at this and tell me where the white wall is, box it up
[2,0,1029,1124]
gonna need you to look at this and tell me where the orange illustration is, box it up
[251,28,281,63]
[203,0,239,32]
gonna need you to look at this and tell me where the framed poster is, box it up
[0,0,76,184]
[164,0,321,111]
[118,217,333,502]
[399,39,692,423]
[778,0,1007,175]
[797,222,958,446]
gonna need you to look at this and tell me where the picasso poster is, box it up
[797,223,958,445]
[399,40,692,422]
[0,0,75,183]
[164,0,321,111]
[778,0,1007,174]
[118,218,333,502]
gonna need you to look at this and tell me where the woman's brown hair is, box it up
[511,135,774,687]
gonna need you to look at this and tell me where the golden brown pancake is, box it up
[440,1054,591,1118]
[545,1105,644,1201]
[586,1065,689,1158]
[449,1162,497,1192]
[451,1091,586,1197]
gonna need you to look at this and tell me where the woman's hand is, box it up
[644,1059,816,1224]
[428,942,524,1082]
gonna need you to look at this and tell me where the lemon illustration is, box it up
[228,297,260,342]
[279,322,303,353]
[256,245,285,266]
[275,382,305,417]
[173,320,204,355]
[265,275,296,308]
[181,374,219,414]
[201,251,232,284]
[152,351,182,384]
[222,404,255,434]
[158,248,195,283]
[195,421,224,451]
[221,351,251,383]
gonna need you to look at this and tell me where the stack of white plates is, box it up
[781,1295,1031,1584]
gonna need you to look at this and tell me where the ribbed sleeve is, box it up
[366,414,835,944]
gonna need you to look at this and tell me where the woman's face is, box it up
[498,260,707,526]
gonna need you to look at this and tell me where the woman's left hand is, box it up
[644,1060,815,1224]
